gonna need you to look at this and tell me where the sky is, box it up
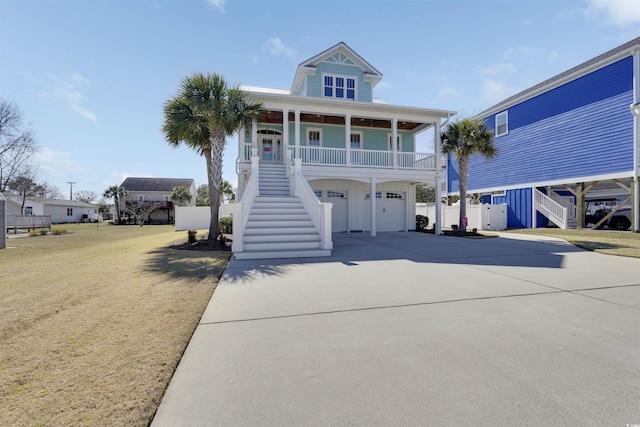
[1,0,640,201]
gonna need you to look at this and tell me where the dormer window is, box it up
[323,74,356,100]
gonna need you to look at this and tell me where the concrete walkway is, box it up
[152,232,640,426]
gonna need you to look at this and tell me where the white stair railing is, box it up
[232,156,259,253]
[547,190,577,220]
[534,189,568,229]
[292,159,333,250]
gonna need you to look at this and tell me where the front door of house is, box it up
[260,137,282,163]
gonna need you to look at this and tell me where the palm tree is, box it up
[220,180,234,204]
[103,185,127,224]
[171,185,192,206]
[162,72,261,244]
[441,118,496,232]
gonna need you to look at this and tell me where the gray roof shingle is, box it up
[121,177,195,192]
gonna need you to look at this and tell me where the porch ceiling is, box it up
[258,111,422,131]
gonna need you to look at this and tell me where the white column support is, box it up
[632,49,640,232]
[345,113,352,166]
[371,177,377,237]
[392,118,398,169]
[282,109,289,164]
[434,121,443,235]
[531,186,537,228]
[251,117,258,157]
[238,124,245,162]
[294,110,301,159]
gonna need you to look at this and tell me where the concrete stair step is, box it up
[243,240,322,251]
[244,226,317,235]
[249,213,310,221]
[245,219,314,228]
[244,233,320,243]
[234,249,331,260]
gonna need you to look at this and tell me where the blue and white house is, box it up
[447,37,640,232]
[232,42,456,259]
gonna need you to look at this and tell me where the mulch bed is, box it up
[167,233,232,251]
[419,229,497,239]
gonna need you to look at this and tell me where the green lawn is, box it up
[502,228,640,258]
[1,223,230,426]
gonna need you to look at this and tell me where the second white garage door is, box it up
[364,191,406,232]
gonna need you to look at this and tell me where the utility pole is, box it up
[67,181,76,200]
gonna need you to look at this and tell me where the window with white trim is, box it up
[327,191,345,199]
[138,195,144,202]
[67,208,73,216]
[308,129,321,147]
[495,111,508,136]
[164,195,169,202]
[314,190,322,198]
[25,206,33,215]
[323,74,356,100]
[386,192,404,199]
[364,192,382,199]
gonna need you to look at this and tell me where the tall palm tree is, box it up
[220,180,234,204]
[162,72,261,244]
[441,118,496,232]
[103,185,127,224]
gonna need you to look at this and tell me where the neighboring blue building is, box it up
[447,37,640,231]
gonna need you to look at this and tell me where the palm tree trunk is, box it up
[204,146,218,243]
[458,155,469,232]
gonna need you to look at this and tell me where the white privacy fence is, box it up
[416,203,507,231]
[175,205,234,231]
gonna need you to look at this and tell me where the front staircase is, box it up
[534,188,577,229]
[234,164,331,259]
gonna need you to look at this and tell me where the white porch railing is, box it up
[245,143,437,170]
[232,156,259,253]
[534,189,568,229]
[292,159,333,250]
[6,215,52,230]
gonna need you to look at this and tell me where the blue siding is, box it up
[505,188,532,228]
[306,61,373,102]
[448,56,634,193]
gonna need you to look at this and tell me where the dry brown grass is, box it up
[503,228,640,258]
[0,224,229,426]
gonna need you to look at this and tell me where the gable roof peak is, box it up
[291,42,383,94]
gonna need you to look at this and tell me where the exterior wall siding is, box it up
[305,62,373,102]
[505,188,532,228]
[448,56,634,193]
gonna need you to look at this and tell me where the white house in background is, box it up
[120,177,196,224]
[232,42,456,259]
[3,195,100,223]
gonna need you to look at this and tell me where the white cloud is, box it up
[263,38,296,58]
[480,62,517,76]
[47,73,98,125]
[207,0,225,12]
[33,147,88,182]
[586,0,640,27]
[482,78,514,104]
[503,45,541,60]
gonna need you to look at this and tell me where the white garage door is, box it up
[364,191,406,232]
[319,190,348,232]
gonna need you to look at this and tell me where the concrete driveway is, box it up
[152,232,640,426]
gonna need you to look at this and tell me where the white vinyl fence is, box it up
[175,205,234,231]
[416,203,507,231]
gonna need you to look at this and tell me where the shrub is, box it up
[29,230,39,237]
[415,215,429,232]
[187,230,197,243]
[219,216,233,234]
[39,229,49,235]
[52,228,67,235]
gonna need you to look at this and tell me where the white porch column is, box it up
[238,124,245,162]
[294,110,301,159]
[282,109,289,163]
[392,118,398,169]
[434,121,443,235]
[345,113,351,166]
[251,117,258,157]
[371,177,377,237]
[632,49,640,232]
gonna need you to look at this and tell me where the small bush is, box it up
[29,230,39,237]
[187,230,197,243]
[39,229,49,235]
[415,215,429,232]
[219,216,233,234]
[52,228,67,235]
